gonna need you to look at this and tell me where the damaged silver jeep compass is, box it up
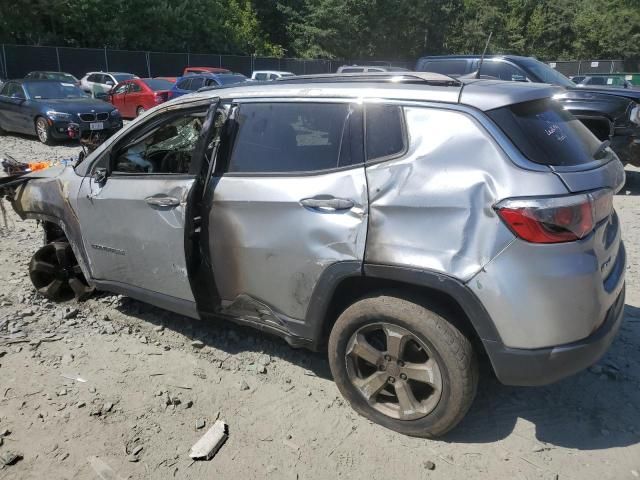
[3,72,626,437]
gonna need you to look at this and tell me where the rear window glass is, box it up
[417,60,468,76]
[487,99,605,167]
[142,79,174,91]
[366,104,405,161]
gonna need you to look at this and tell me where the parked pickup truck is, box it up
[416,55,640,166]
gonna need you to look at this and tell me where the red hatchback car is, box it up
[109,78,175,118]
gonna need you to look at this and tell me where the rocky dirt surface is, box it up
[0,134,639,480]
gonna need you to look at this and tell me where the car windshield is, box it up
[39,72,77,82]
[24,82,87,99]
[216,74,247,85]
[112,73,136,82]
[142,79,174,91]
[519,58,575,88]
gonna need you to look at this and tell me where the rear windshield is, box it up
[487,98,605,167]
[216,74,247,85]
[112,73,136,83]
[142,78,174,91]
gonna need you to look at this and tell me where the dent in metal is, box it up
[208,168,368,321]
[365,106,568,281]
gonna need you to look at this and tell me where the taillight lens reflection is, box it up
[495,189,612,244]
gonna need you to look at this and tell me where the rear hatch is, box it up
[488,97,625,294]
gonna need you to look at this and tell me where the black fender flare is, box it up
[305,262,502,349]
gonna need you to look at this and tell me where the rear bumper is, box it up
[486,284,625,386]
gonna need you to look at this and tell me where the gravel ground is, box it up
[0,133,639,480]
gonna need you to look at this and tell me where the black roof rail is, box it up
[274,72,462,87]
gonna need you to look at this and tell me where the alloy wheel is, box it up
[36,118,49,143]
[29,242,93,301]
[345,322,443,420]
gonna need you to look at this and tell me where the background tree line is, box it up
[1,0,638,61]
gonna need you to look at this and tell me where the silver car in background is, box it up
[5,72,626,437]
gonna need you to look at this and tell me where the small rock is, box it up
[0,429,12,437]
[77,401,86,408]
[306,390,312,397]
[63,308,79,320]
[89,387,96,393]
[184,400,193,409]
[258,355,271,367]
[154,325,164,332]
[132,445,143,456]
[156,390,164,397]
[58,389,67,396]
[191,340,205,349]
[196,419,206,430]
[127,454,139,462]
[424,461,436,471]
[103,402,114,413]
[532,445,545,452]
[257,365,267,374]
[239,380,250,391]
[0,450,23,466]
[140,336,148,344]
[631,470,639,478]
[65,320,78,327]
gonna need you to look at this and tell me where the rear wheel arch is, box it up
[308,263,500,357]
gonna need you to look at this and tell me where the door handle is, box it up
[300,197,354,212]
[145,195,180,207]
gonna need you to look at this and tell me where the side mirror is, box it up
[93,167,108,186]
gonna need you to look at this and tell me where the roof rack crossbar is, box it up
[274,72,461,87]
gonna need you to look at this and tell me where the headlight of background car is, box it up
[46,110,73,121]
[630,105,640,126]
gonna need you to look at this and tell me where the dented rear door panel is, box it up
[208,169,368,326]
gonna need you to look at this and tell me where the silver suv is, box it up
[6,72,626,437]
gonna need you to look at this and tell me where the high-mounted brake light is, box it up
[495,189,613,244]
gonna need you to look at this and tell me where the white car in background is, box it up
[250,70,295,81]
[80,72,138,97]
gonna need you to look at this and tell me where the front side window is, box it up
[255,73,267,81]
[87,74,99,82]
[228,102,362,173]
[113,83,128,95]
[366,104,405,161]
[113,111,206,174]
[341,68,364,73]
[189,78,205,90]
[479,61,528,81]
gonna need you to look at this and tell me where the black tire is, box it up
[35,116,54,145]
[29,242,94,302]
[328,293,478,438]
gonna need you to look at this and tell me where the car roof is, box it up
[175,73,560,111]
[417,54,531,61]
[178,72,243,80]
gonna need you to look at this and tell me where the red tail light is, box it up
[495,189,613,244]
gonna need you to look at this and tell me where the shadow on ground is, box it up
[111,295,640,451]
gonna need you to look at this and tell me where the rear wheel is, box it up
[328,293,478,437]
[136,106,146,117]
[35,117,53,145]
[29,242,94,302]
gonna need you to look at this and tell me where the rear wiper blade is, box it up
[594,139,610,159]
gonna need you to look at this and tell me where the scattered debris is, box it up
[239,380,250,391]
[61,373,87,383]
[189,420,228,461]
[196,419,206,430]
[132,445,143,456]
[191,340,204,349]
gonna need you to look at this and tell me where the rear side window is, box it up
[488,99,604,167]
[417,60,468,76]
[340,68,364,73]
[189,77,205,90]
[228,103,362,173]
[366,104,406,161]
[177,78,191,90]
[479,61,527,81]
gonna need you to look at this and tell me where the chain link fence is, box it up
[547,59,629,77]
[0,44,412,80]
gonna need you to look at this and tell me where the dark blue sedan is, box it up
[168,73,248,100]
[0,79,122,144]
